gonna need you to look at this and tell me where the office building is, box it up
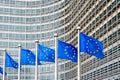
[0,0,120,80]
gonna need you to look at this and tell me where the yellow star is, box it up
[32,62,34,64]
[27,59,30,61]
[96,50,99,52]
[29,61,31,63]
[95,42,98,44]
[65,52,67,54]
[93,51,96,54]
[64,49,67,51]
[90,51,92,53]
[87,40,90,42]
[87,49,89,51]
[72,48,74,50]
[66,46,68,48]
[27,56,29,58]
[46,57,48,60]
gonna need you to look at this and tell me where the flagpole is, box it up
[54,33,58,80]
[3,49,6,80]
[77,27,81,80]
[18,44,21,80]
[35,40,39,80]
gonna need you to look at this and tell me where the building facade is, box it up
[0,0,120,80]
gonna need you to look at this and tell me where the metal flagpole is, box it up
[77,27,81,80]
[35,40,39,80]
[54,34,58,80]
[18,44,21,80]
[3,49,6,80]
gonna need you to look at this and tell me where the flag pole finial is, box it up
[54,33,58,37]
[18,44,22,48]
[3,48,6,51]
[77,27,80,30]
[35,40,39,43]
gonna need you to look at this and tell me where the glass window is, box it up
[118,12,120,19]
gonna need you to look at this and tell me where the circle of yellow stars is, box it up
[86,38,100,55]
[11,59,18,68]
[40,47,55,62]
[27,51,35,65]
[64,45,77,60]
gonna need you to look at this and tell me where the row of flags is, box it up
[0,33,104,75]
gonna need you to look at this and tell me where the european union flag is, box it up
[0,67,7,75]
[80,33,104,59]
[58,40,77,62]
[38,44,55,62]
[21,49,36,65]
[5,53,18,69]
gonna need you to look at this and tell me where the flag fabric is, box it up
[5,53,18,69]
[80,32,104,59]
[58,40,78,62]
[0,67,7,75]
[38,44,55,62]
[21,48,41,65]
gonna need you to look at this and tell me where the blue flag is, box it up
[21,49,35,65]
[38,44,55,62]
[80,33,104,59]
[58,40,77,62]
[21,49,41,65]
[5,53,18,69]
[0,67,7,75]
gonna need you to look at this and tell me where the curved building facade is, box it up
[0,0,120,80]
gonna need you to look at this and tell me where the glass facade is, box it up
[0,0,120,80]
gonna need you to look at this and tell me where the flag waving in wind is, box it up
[5,53,18,69]
[58,40,78,62]
[38,44,55,62]
[80,33,104,59]
[21,49,37,65]
[0,67,7,75]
